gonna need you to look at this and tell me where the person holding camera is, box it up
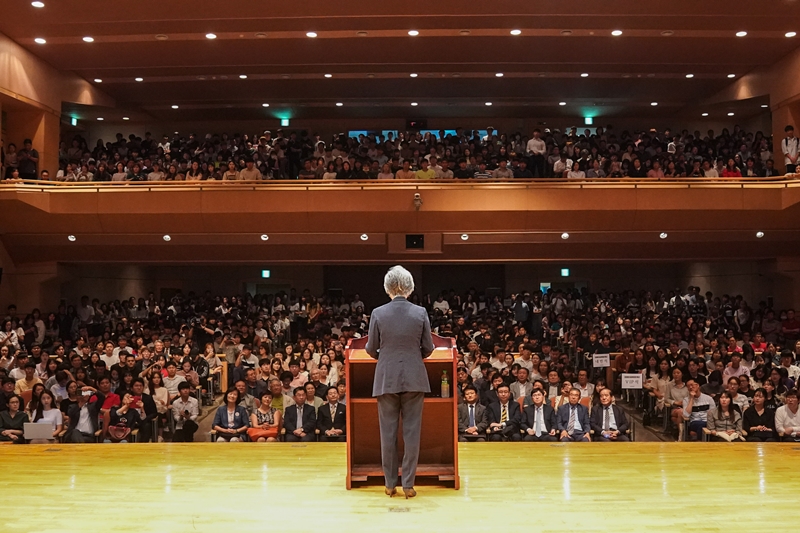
[171,382,199,442]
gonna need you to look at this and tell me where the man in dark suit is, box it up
[457,385,489,442]
[590,388,630,441]
[366,266,435,498]
[284,387,317,442]
[130,378,158,442]
[486,383,521,441]
[520,388,558,441]
[66,390,106,443]
[556,388,591,442]
[317,387,346,442]
[480,374,506,407]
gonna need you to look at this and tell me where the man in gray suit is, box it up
[366,266,434,499]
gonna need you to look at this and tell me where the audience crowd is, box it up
[1,284,800,444]
[3,122,797,182]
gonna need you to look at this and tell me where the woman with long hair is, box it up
[707,391,742,442]
[30,390,63,443]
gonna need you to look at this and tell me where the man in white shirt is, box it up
[163,361,187,401]
[432,295,450,313]
[100,341,119,369]
[525,129,547,177]
[781,125,798,174]
[775,391,800,441]
[171,382,200,442]
[553,154,573,178]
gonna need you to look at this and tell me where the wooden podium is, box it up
[344,334,459,490]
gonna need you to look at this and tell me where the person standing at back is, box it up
[366,266,434,499]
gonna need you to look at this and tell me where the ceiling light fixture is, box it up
[495,72,504,77]
[239,74,247,79]
[561,232,570,240]
[31,1,45,7]
[485,102,492,106]
[306,31,317,38]
[34,37,46,44]
[93,78,102,83]
[82,36,94,43]
[67,235,76,242]
[97,117,103,121]
[611,30,623,36]
[409,73,418,77]
[727,73,736,78]
[324,73,332,78]
[171,105,179,109]
[260,234,269,241]
[728,112,735,116]
[411,102,418,106]
[580,73,589,77]
[205,33,217,39]
[735,31,747,37]
[335,102,343,106]
[262,103,269,107]
[360,234,369,241]
[155,34,168,41]
[685,73,694,78]
[122,117,129,120]
[661,30,674,36]
[408,30,419,36]
[786,31,797,38]
[135,77,143,82]
[163,235,172,242]
[559,101,567,106]
[762,104,769,108]
[702,112,709,116]
[651,102,658,106]
[659,232,668,239]
[461,234,469,241]
[510,29,522,36]
[756,231,764,238]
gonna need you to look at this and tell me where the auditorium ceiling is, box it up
[1,0,798,121]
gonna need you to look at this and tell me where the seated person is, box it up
[557,388,591,442]
[457,385,489,442]
[551,380,573,411]
[742,388,776,442]
[509,367,534,407]
[520,388,557,441]
[171,381,200,442]
[572,369,595,398]
[317,387,346,442]
[303,382,324,413]
[706,391,742,442]
[162,361,186,403]
[248,391,282,442]
[480,374,506,407]
[105,391,141,443]
[0,394,28,443]
[590,388,629,441]
[66,389,105,443]
[30,390,63,443]
[212,389,250,442]
[681,378,715,441]
[486,383,521,441]
[775,390,800,441]
[283,387,316,442]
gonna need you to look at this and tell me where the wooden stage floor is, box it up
[0,442,796,532]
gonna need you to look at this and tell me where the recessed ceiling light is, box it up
[756,231,764,238]
[786,32,797,38]
[67,235,76,242]
[510,29,522,36]
[260,234,269,241]
[31,1,45,7]
[702,112,709,116]
[560,30,573,36]
[335,102,343,106]
[409,73,418,78]
[205,33,217,39]
[82,36,94,43]
[34,37,46,44]
[262,103,269,107]
[155,34,168,41]
[495,72,504,77]
[171,105,179,109]
[411,102,418,106]
[135,77,143,82]
[559,101,567,106]
[97,117,103,121]
[407,30,419,36]
[762,104,769,108]
[561,232,570,240]
[728,112,735,116]
[459,30,470,36]
[360,234,369,241]
[651,102,658,106]
[357,31,368,37]
[93,78,102,83]
[306,31,317,38]
[661,30,674,36]
[163,235,172,242]
[659,232,668,239]
[324,73,332,78]
[685,73,694,78]
[580,73,589,77]
[485,102,492,106]
[122,117,129,121]
[461,234,469,241]
[611,30,623,36]
[735,31,747,37]
[174,131,179,134]
[727,74,736,78]
[239,74,247,79]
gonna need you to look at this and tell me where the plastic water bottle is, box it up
[441,370,450,398]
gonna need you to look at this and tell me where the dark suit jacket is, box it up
[457,402,489,435]
[311,381,329,399]
[284,402,317,434]
[487,400,521,431]
[520,403,558,434]
[556,402,590,434]
[365,296,435,396]
[481,388,499,407]
[66,392,106,434]
[590,404,629,434]
[317,402,346,433]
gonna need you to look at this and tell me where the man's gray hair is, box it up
[383,265,415,298]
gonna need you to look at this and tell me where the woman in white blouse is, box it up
[566,161,586,180]
[30,390,63,443]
